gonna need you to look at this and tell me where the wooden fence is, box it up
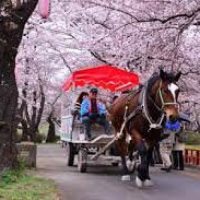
[185,149,200,166]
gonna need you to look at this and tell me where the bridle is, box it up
[157,81,179,110]
[142,80,179,131]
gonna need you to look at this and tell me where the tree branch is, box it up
[35,83,45,129]
[181,69,200,76]
[89,50,112,65]
[86,1,200,25]
[48,42,72,73]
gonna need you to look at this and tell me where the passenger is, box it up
[71,92,89,119]
[80,88,111,140]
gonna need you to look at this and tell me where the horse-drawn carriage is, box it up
[61,65,182,188]
[60,65,139,173]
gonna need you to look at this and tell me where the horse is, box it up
[109,69,181,188]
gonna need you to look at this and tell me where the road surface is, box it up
[37,144,200,200]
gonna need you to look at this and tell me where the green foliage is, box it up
[0,161,25,186]
[185,131,200,145]
[35,132,46,143]
[55,135,60,141]
[186,145,200,150]
[0,170,21,186]
[39,123,49,137]
[15,129,23,142]
[36,123,49,143]
[0,169,58,200]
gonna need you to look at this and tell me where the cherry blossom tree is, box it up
[16,0,200,143]
[0,0,38,170]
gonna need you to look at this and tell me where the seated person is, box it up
[80,88,111,140]
[71,92,89,119]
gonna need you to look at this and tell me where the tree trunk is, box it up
[0,81,18,170]
[0,37,20,170]
[21,119,29,141]
[46,115,56,143]
[0,0,38,171]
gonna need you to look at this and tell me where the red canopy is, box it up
[62,65,140,92]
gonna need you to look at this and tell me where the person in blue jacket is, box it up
[80,88,111,140]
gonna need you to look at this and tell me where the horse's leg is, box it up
[142,147,154,187]
[135,141,154,188]
[135,139,148,187]
[127,140,136,173]
[121,155,131,181]
[116,139,130,181]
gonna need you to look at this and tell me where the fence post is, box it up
[196,150,200,165]
[185,149,188,164]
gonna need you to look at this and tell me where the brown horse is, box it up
[109,69,181,187]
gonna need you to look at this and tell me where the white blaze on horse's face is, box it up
[167,83,179,103]
[164,83,179,121]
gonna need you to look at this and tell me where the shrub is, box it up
[35,132,46,143]
[0,161,25,186]
[15,130,22,142]
[185,131,200,145]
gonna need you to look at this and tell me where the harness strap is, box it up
[116,87,145,139]
[116,105,141,140]
[148,95,162,112]
[117,80,169,139]
[142,82,165,131]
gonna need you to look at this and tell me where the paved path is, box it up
[37,144,200,200]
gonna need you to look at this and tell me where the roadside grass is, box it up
[186,145,200,150]
[0,169,59,200]
[186,131,200,146]
[39,122,49,137]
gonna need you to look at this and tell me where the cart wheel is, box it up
[78,148,87,173]
[66,142,75,166]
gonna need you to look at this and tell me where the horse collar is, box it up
[141,82,165,131]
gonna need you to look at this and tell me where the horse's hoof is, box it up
[121,175,131,181]
[135,176,143,188]
[143,179,154,187]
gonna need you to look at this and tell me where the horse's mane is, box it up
[146,72,160,94]
[146,71,178,92]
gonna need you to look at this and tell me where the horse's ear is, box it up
[160,68,167,80]
[175,71,181,82]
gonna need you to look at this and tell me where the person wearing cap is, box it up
[80,88,110,140]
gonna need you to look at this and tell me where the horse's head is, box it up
[152,69,181,122]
